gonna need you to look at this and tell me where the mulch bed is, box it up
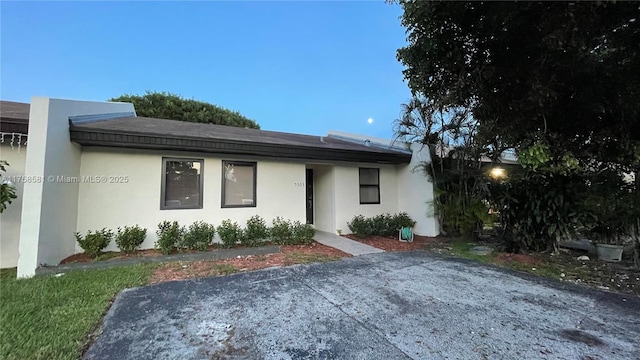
[344,234,441,251]
[59,244,267,265]
[60,249,166,264]
[149,242,351,284]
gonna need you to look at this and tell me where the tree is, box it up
[394,1,639,168]
[0,161,17,213]
[110,91,260,129]
[392,2,640,252]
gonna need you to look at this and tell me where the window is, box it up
[161,158,204,210]
[359,168,380,204]
[222,161,257,207]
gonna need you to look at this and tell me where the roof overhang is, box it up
[69,126,412,164]
[0,118,29,135]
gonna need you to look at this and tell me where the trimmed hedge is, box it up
[347,212,416,238]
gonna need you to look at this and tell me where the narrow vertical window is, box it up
[359,168,380,204]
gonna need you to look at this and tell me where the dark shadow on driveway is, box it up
[85,251,640,360]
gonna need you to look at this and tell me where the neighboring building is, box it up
[0,101,29,269]
[1,97,438,277]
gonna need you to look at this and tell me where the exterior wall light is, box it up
[489,167,507,179]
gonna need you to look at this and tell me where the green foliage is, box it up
[0,265,153,360]
[74,228,113,258]
[517,143,551,171]
[579,169,638,245]
[394,1,640,163]
[242,215,269,247]
[489,171,584,252]
[347,215,374,238]
[115,225,147,254]
[217,220,242,248]
[393,1,640,253]
[181,221,215,251]
[291,221,315,245]
[110,91,260,129]
[434,190,493,239]
[155,221,184,255]
[270,217,293,245]
[348,213,417,238]
[390,212,418,232]
[0,161,17,213]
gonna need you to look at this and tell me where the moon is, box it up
[367,118,374,124]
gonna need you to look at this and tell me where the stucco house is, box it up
[0,101,29,269]
[0,97,438,277]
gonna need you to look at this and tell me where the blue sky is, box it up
[1,1,411,138]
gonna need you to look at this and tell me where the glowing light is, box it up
[367,118,374,124]
[489,167,507,179]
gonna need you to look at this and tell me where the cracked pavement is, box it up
[85,251,640,359]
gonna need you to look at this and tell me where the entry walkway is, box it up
[313,231,384,256]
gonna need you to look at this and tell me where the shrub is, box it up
[490,171,583,252]
[347,215,374,238]
[390,212,417,230]
[181,221,216,251]
[242,215,269,247]
[348,213,417,238]
[270,217,293,245]
[292,221,315,245]
[156,221,185,255]
[217,220,242,248]
[371,213,393,237]
[115,225,147,253]
[75,228,113,258]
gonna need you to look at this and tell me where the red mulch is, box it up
[60,249,167,264]
[60,244,259,264]
[344,234,440,251]
[147,242,351,284]
[60,252,95,264]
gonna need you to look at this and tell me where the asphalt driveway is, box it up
[85,252,640,360]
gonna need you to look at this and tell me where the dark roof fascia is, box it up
[69,126,412,164]
[0,118,29,135]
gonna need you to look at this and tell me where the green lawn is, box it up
[0,265,154,360]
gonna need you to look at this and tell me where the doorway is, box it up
[306,169,314,224]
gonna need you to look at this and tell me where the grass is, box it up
[284,252,342,264]
[209,264,238,275]
[440,238,594,281]
[448,240,498,263]
[0,247,345,359]
[0,265,155,360]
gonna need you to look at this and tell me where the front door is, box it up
[306,169,314,224]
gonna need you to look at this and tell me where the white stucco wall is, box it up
[0,144,27,268]
[17,97,136,277]
[310,165,334,232]
[333,164,400,234]
[397,143,438,236]
[76,148,307,251]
